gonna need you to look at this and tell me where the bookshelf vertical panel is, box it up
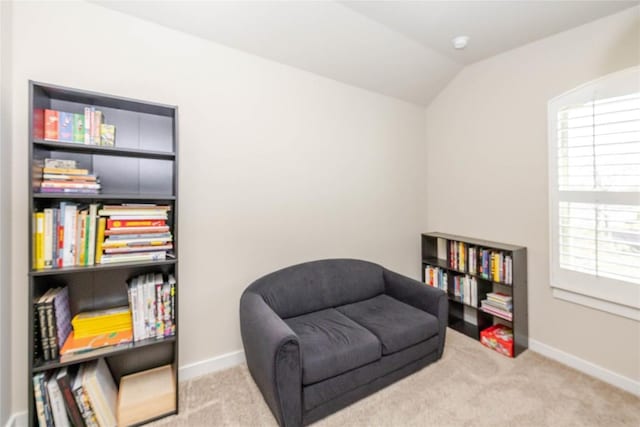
[512,248,528,357]
[28,81,179,426]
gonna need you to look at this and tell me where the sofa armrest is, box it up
[383,268,448,357]
[240,291,302,427]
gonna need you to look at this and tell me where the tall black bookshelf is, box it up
[28,81,179,425]
[421,232,528,357]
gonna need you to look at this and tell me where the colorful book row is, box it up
[33,358,117,427]
[34,108,115,146]
[444,239,513,284]
[424,265,448,292]
[32,203,173,269]
[128,273,176,342]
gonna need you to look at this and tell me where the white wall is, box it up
[425,7,640,382]
[0,0,13,425]
[7,1,427,414]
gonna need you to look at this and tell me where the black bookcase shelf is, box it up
[28,81,180,426]
[421,232,528,357]
[33,138,175,160]
[29,259,177,277]
[33,336,177,373]
[34,193,176,201]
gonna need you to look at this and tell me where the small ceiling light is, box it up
[452,36,470,50]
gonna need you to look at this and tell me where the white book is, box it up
[128,277,139,341]
[43,209,53,268]
[84,359,118,427]
[102,214,168,220]
[136,277,147,341]
[155,273,164,338]
[471,278,477,307]
[99,251,167,264]
[47,373,71,427]
[436,238,447,261]
[146,273,156,338]
[87,204,98,266]
[63,204,77,266]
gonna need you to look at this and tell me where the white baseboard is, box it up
[529,339,640,396]
[178,349,245,381]
[5,411,26,427]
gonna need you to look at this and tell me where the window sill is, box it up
[552,287,639,321]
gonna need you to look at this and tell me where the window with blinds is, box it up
[548,66,640,319]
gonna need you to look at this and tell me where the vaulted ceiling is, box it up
[94,1,638,106]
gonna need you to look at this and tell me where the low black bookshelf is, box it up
[421,232,528,357]
[28,81,179,426]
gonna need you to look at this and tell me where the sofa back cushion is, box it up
[246,259,385,318]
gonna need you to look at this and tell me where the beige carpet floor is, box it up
[148,329,640,426]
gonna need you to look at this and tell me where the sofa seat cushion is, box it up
[284,308,382,385]
[337,294,439,355]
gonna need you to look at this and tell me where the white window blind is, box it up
[548,66,640,320]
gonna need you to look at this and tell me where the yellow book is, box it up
[95,218,106,264]
[74,325,132,339]
[32,213,36,269]
[42,167,89,175]
[35,212,45,270]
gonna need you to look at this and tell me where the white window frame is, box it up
[548,66,640,321]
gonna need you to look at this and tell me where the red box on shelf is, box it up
[480,324,514,357]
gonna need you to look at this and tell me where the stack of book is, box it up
[453,274,478,307]
[96,204,173,265]
[33,359,118,427]
[424,265,448,292]
[40,158,101,195]
[117,365,176,426]
[39,108,116,146]
[72,306,132,338]
[128,273,176,342]
[33,287,72,362]
[33,202,100,269]
[480,292,513,321]
[61,307,133,358]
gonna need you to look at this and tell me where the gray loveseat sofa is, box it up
[240,259,447,426]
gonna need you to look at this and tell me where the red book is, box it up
[57,223,64,268]
[107,219,166,229]
[44,109,59,141]
[33,109,45,139]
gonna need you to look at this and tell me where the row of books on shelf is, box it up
[424,265,479,307]
[33,202,172,269]
[128,273,176,342]
[439,239,513,284]
[34,273,176,363]
[471,248,512,285]
[423,265,448,292]
[33,360,175,427]
[452,275,478,307]
[480,292,513,321]
[35,108,115,146]
[39,159,101,195]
